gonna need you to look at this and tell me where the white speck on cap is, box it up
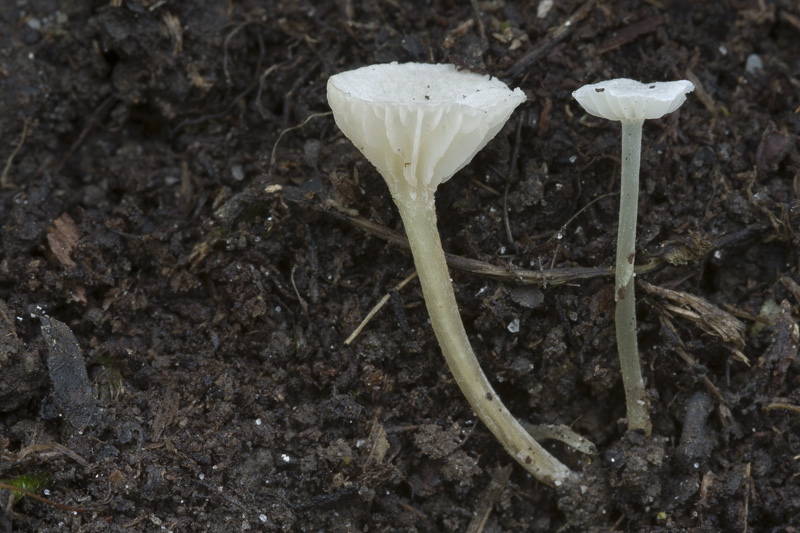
[572,78,694,122]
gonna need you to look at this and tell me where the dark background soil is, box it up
[1,0,799,531]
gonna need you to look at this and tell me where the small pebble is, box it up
[745,54,763,74]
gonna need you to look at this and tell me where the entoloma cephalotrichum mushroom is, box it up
[328,62,576,486]
[572,78,694,435]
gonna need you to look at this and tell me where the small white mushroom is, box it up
[573,78,694,435]
[572,78,694,124]
[329,63,576,487]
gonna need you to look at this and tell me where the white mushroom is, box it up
[329,63,576,486]
[573,78,694,435]
[572,79,694,124]
[328,62,526,207]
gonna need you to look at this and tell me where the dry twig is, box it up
[504,0,595,78]
[345,271,418,345]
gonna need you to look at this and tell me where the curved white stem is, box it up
[394,197,577,487]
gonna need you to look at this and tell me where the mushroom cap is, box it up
[327,62,526,204]
[572,78,694,122]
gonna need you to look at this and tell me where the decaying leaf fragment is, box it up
[40,314,96,433]
[657,232,715,266]
[46,213,80,268]
[641,281,746,348]
[757,300,799,399]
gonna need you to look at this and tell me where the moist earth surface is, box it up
[0,1,799,531]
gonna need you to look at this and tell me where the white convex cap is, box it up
[572,78,694,122]
[327,62,526,205]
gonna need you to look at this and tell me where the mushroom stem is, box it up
[615,119,651,435]
[395,196,577,487]
[573,78,693,436]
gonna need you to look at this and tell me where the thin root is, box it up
[269,112,332,176]
[0,483,89,513]
[1,118,30,189]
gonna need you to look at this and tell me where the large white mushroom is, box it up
[573,78,694,435]
[329,62,577,486]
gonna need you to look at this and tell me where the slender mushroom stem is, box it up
[394,194,577,487]
[573,78,693,437]
[615,119,651,435]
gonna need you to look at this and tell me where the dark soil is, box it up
[1,0,799,531]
